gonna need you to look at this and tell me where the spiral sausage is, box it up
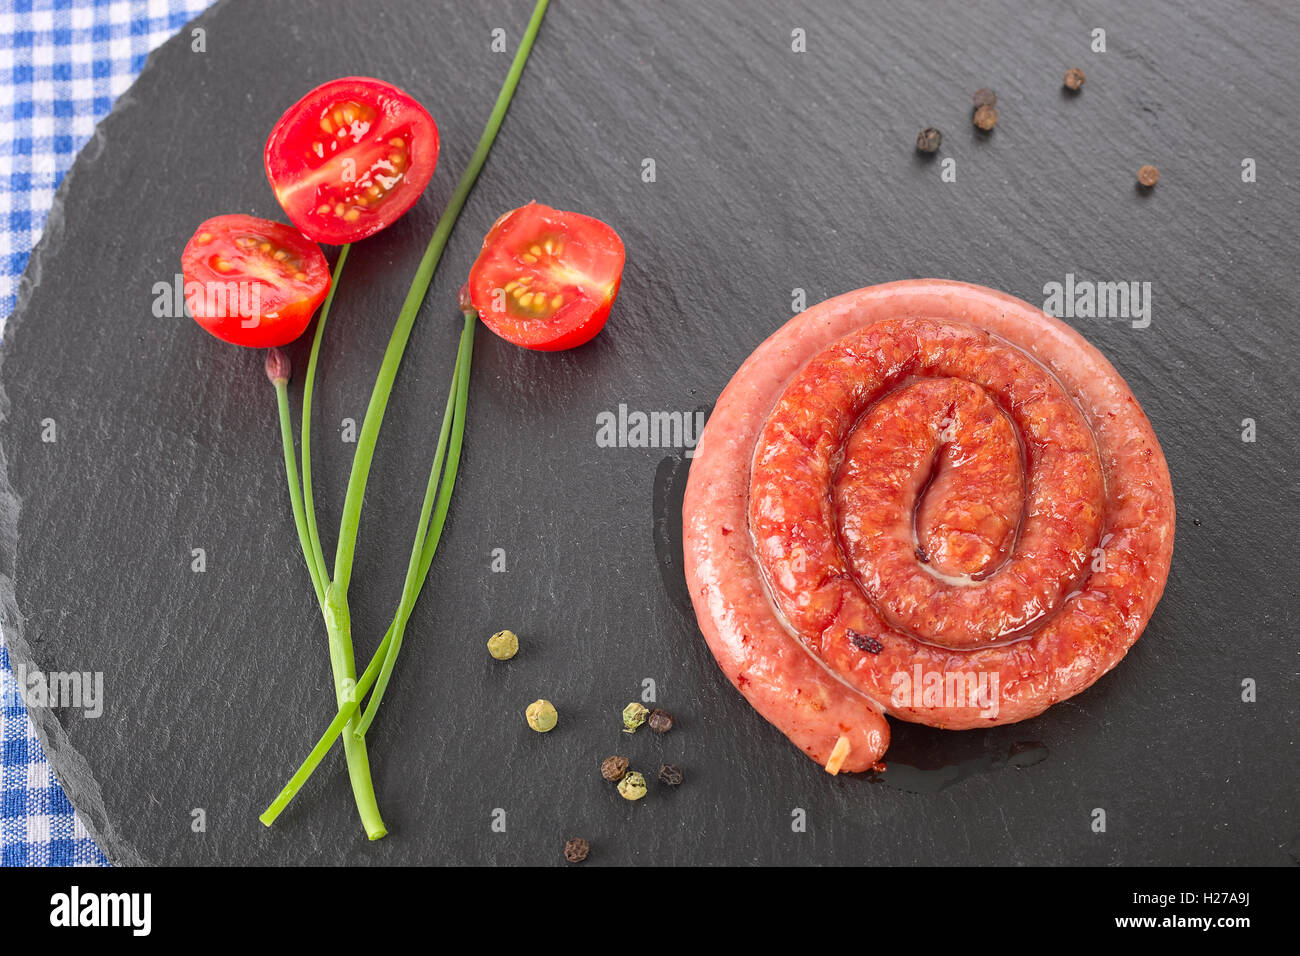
[682,281,1175,773]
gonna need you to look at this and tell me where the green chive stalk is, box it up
[354,308,475,737]
[260,308,475,828]
[330,0,550,599]
[299,243,350,581]
[260,0,549,833]
[267,349,325,610]
[267,338,385,839]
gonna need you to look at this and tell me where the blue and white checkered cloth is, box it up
[1,0,216,867]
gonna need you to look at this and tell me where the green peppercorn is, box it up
[622,702,649,732]
[617,771,647,801]
[487,629,519,660]
[526,699,557,733]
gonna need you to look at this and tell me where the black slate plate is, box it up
[2,0,1297,866]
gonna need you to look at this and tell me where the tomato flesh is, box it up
[181,214,330,348]
[467,203,625,351]
[265,77,439,244]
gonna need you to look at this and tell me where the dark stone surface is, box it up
[1,0,1296,865]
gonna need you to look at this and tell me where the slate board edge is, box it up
[0,0,238,869]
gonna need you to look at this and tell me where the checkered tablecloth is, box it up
[1,0,217,868]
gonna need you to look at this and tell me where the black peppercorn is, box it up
[915,127,942,153]
[972,88,997,109]
[848,629,884,654]
[601,755,629,782]
[564,837,590,863]
[647,708,675,734]
[658,764,684,786]
[1063,67,1085,91]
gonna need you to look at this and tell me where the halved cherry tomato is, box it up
[264,77,439,245]
[467,203,625,351]
[181,214,330,348]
